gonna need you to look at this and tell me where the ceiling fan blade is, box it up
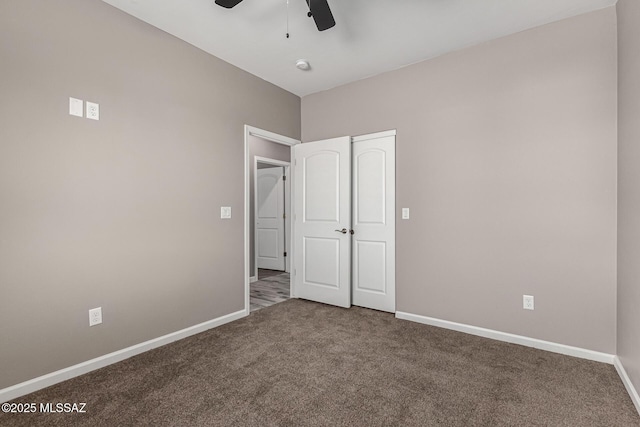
[306,0,336,31]
[215,0,244,9]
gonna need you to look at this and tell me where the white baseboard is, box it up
[250,276,257,283]
[0,309,247,404]
[614,356,640,415]
[395,311,615,364]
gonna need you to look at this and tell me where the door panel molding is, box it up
[354,240,387,294]
[355,149,387,225]
[303,151,341,223]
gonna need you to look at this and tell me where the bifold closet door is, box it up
[293,136,352,308]
[351,135,396,313]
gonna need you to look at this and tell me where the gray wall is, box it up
[302,8,618,353]
[0,0,300,389]
[249,135,291,274]
[617,0,640,400]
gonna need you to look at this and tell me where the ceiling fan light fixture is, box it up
[296,59,311,71]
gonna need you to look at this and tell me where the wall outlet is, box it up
[86,101,99,120]
[220,206,231,219]
[402,208,410,219]
[523,295,534,310]
[89,307,102,326]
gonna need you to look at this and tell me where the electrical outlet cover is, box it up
[86,101,99,120]
[89,307,102,326]
[523,295,534,310]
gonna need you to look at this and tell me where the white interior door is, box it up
[256,167,285,271]
[352,134,396,312]
[293,136,351,308]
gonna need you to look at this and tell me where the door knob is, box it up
[335,228,348,234]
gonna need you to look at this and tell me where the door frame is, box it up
[254,157,291,278]
[244,125,300,315]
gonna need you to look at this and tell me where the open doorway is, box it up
[244,125,300,314]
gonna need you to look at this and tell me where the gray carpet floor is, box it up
[1,299,638,426]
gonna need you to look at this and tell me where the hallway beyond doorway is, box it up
[250,269,290,312]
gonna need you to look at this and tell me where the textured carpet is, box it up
[2,299,638,426]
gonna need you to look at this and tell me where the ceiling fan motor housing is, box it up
[214,0,335,32]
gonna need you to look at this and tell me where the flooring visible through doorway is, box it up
[250,269,290,312]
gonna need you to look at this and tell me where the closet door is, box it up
[293,136,352,308]
[352,134,396,312]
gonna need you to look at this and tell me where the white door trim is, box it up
[244,125,300,316]
[254,156,291,277]
[352,129,397,142]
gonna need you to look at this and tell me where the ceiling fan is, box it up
[214,0,336,32]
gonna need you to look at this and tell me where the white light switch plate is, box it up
[69,97,83,117]
[221,206,231,219]
[402,208,410,219]
[86,101,99,120]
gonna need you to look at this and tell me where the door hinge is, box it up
[283,213,286,219]
[283,175,286,181]
[284,252,287,257]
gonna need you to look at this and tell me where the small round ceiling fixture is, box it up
[296,59,311,71]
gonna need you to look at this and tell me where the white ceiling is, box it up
[101,0,616,97]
